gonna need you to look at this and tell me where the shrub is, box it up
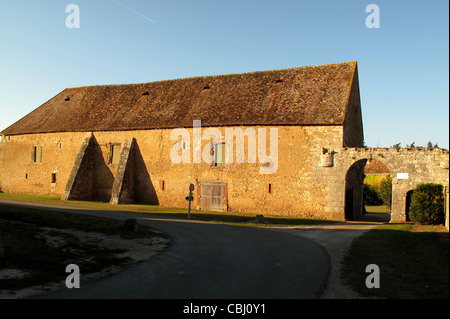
[409,183,445,225]
[378,175,392,209]
[363,184,382,205]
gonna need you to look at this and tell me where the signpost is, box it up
[186,184,195,218]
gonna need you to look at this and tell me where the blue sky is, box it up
[0,0,448,148]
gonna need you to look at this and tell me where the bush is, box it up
[378,175,392,209]
[363,184,382,205]
[409,183,445,225]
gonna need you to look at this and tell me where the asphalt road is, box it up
[0,199,330,299]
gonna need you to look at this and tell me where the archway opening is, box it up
[345,158,392,222]
[345,159,366,221]
[362,159,391,222]
[405,190,414,222]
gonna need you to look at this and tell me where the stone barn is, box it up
[0,61,369,220]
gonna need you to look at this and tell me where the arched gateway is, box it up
[335,147,449,222]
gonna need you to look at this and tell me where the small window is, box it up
[268,183,273,194]
[51,173,57,184]
[214,143,226,167]
[109,144,121,165]
[33,146,42,163]
[58,142,63,150]
[161,180,166,191]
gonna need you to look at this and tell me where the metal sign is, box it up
[189,183,195,191]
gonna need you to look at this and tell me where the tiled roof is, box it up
[2,61,358,135]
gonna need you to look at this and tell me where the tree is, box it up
[391,142,401,149]
[378,175,392,209]
[409,183,445,225]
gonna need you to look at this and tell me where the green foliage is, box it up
[378,175,392,209]
[363,184,382,205]
[409,183,445,225]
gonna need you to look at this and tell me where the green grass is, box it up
[0,205,168,291]
[365,205,390,214]
[0,192,338,227]
[341,223,449,299]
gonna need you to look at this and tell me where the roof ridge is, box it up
[2,61,359,136]
[64,61,357,91]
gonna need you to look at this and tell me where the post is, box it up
[186,183,195,219]
[188,192,192,218]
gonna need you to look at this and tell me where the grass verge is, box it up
[0,192,338,227]
[341,223,449,299]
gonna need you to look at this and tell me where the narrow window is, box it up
[33,146,42,163]
[268,183,273,194]
[214,143,226,167]
[109,144,121,165]
[161,180,165,191]
[51,173,57,184]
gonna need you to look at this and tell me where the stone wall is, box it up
[0,132,87,196]
[1,128,447,224]
[0,125,348,219]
